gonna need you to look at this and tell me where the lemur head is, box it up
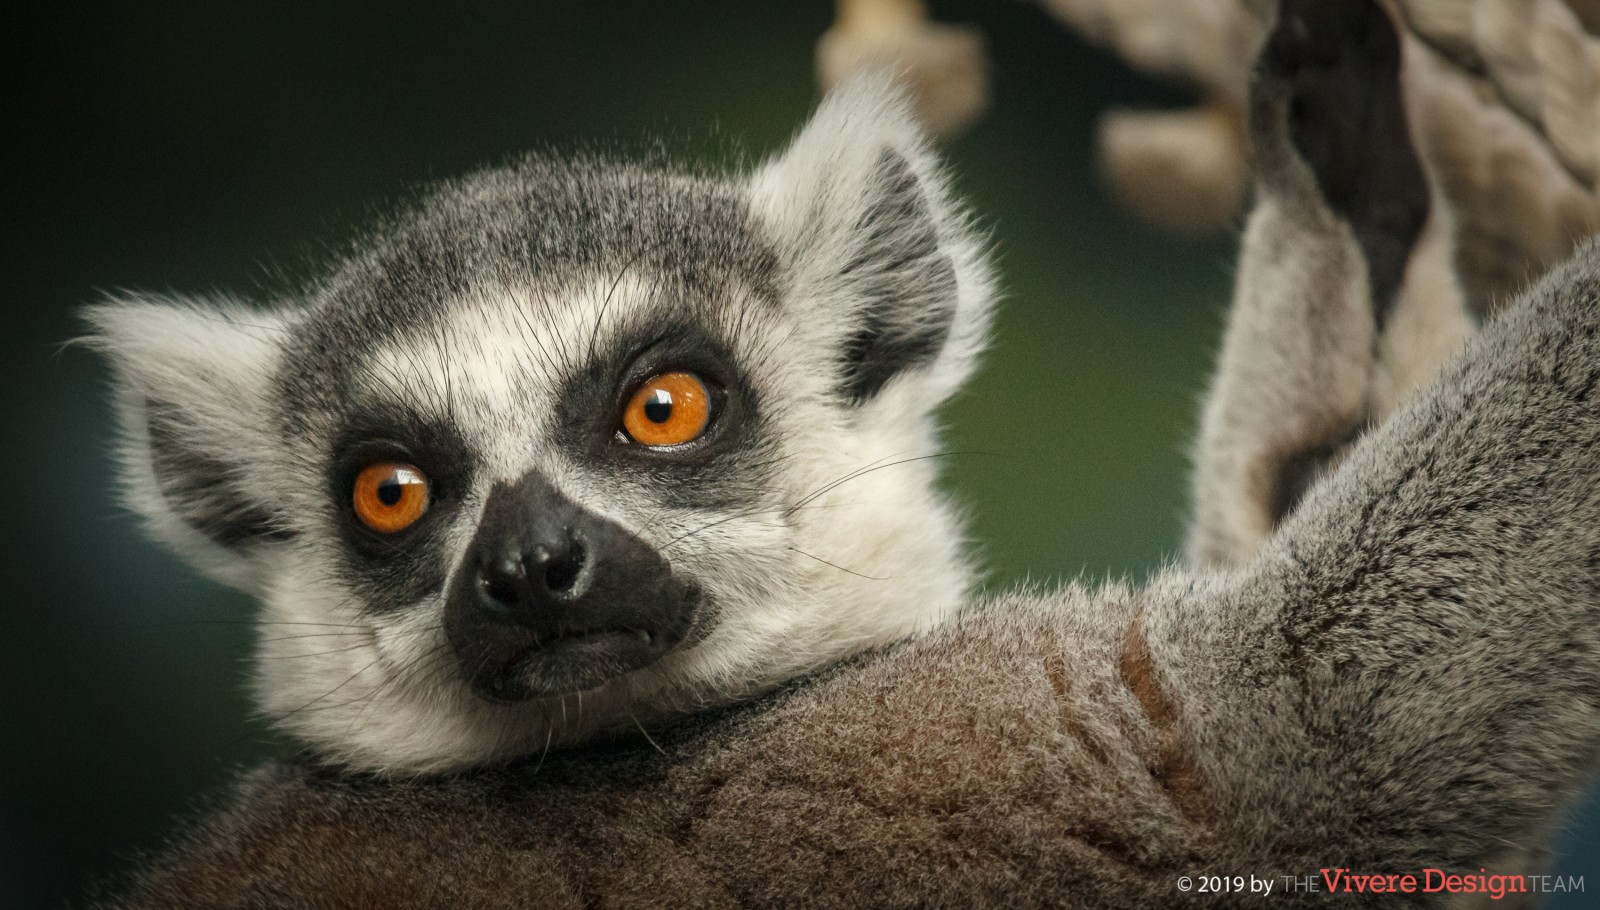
[87,76,993,773]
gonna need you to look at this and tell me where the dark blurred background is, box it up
[4,1,1595,906]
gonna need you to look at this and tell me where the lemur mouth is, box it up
[452,585,703,705]
[477,626,675,703]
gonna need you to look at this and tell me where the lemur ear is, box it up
[83,298,294,593]
[749,72,993,408]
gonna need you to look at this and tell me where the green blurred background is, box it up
[5,1,1594,905]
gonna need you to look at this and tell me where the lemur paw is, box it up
[1254,0,1429,323]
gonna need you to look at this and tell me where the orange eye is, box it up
[622,371,712,447]
[352,462,431,533]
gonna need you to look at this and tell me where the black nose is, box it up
[478,533,588,621]
[444,470,701,703]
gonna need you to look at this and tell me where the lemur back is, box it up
[88,75,992,773]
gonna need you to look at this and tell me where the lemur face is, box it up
[88,76,993,773]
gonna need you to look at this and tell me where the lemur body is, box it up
[93,2,1600,905]
[103,240,1600,907]
[91,75,991,774]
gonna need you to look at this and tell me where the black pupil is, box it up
[643,390,673,424]
[376,479,404,507]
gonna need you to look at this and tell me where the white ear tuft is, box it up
[749,71,994,409]
[83,296,295,592]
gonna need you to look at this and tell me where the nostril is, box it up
[480,556,528,608]
[542,540,585,594]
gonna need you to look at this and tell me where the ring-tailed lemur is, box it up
[88,73,993,774]
[97,3,1600,906]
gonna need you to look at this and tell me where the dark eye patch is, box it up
[325,401,479,612]
[550,310,774,513]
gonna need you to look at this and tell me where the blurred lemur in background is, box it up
[97,3,1600,905]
